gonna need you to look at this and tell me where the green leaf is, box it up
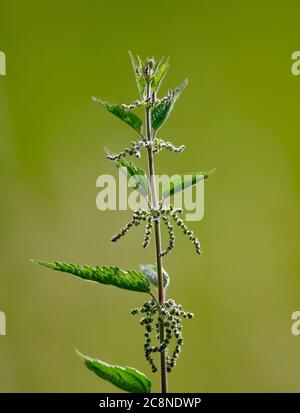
[151,79,188,130]
[92,97,143,133]
[162,168,216,199]
[152,56,169,92]
[115,158,150,198]
[31,260,151,293]
[77,351,151,393]
[129,50,146,99]
[140,264,169,289]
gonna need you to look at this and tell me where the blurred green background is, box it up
[1,0,300,392]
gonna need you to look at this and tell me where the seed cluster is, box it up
[111,205,202,256]
[131,298,194,373]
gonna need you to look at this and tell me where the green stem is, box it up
[145,83,168,393]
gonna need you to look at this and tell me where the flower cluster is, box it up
[131,298,194,373]
[169,207,202,255]
[105,139,145,161]
[152,138,185,154]
[105,137,184,162]
[161,215,175,256]
[111,205,202,256]
[121,100,143,110]
[142,217,153,248]
[111,209,146,242]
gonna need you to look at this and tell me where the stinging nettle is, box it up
[32,52,215,393]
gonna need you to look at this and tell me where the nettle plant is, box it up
[32,52,214,393]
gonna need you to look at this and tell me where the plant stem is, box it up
[145,83,168,393]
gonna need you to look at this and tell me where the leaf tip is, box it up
[31,259,48,266]
[31,259,57,270]
[182,78,189,89]
[75,348,84,360]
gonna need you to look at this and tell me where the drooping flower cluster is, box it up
[111,205,202,256]
[111,209,146,242]
[142,216,153,248]
[169,207,202,255]
[131,298,194,373]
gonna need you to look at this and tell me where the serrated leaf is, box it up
[115,159,150,198]
[151,79,188,130]
[162,168,216,199]
[77,351,151,393]
[32,260,151,293]
[129,50,146,99]
[152,56,169,92]
[151,98,172,131]
[93,97,143,133]
[140,264,169,289]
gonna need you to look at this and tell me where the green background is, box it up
[1,0,300,392]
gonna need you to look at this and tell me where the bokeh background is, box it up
[1,0,300,392]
